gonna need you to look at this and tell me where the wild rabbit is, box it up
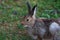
[21,2,60,40]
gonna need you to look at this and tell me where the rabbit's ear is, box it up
[26,2,31,13]
[32,4,37,18]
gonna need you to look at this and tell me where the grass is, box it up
[0,0,60,40]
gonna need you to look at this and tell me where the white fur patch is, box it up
[49,22,60,35]
[32,7,36,19]
[24,25,28,27]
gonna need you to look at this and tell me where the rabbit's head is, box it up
[21,2,37,27]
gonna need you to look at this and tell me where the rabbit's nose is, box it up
[21,21,25,25]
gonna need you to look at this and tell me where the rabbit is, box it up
[21,2,60,40]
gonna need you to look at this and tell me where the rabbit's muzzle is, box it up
[21,21,29,27]
[21,21,25,25]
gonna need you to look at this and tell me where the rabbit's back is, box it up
[34,19,60,39]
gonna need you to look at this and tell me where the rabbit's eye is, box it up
[26,19,29,21]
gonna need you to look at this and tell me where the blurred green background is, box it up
[0,0,60,40]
